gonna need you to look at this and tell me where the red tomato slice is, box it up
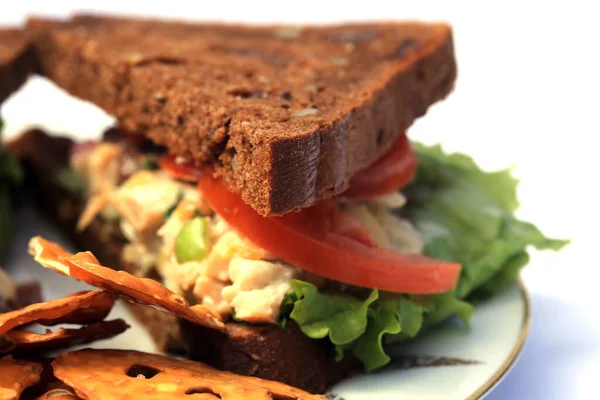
[198,170,461,294]
[343,133,417,199]
[160,155,204,182]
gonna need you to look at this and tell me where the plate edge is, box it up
[465,276,531,400]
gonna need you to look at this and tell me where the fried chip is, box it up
[29,237,224,331]
[0,290,117,334]
[3,320,129,355]
[0,356,43,400]
[36,387,80,400]
[53,349,324,400]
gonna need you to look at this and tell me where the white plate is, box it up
[4,204,529,400]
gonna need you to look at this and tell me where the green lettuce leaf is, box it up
[470,251,529,300]
[351,300,401,371]
[288,280,427,372]
[288,280,378,345]
[397,297,425,337]
[404,143,569,299]
[285,142,568,372]
[421,292,473,328]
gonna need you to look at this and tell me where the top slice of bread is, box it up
[28,15,456,215]
[0,29,33,104]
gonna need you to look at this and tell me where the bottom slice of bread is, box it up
[11,129,357,393]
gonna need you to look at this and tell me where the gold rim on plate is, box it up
[466,277,531,400]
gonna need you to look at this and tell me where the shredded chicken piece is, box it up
[202,231,273,282]
[369,206,424,253]
[342,203,390,248]
[121,242,159,278]
[76,193,109,231]
[71,142,121,195]
[111,171,183,236]
[161,259,204,295]
[364,191,407,209]
[193,277,231,315]
[221,259,298,323]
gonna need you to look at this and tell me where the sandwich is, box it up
[7,15,567,393]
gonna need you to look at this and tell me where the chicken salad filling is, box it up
[67,138,566,371]
[71,141,424,325]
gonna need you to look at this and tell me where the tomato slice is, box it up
[343,133,417,199]
[160,155,204,182]
[198,170,461,294]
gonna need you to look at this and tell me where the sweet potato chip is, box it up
[29,237,224,331]
[2,320,128,355]
[0,356,43,400]
[36,387,80,400]
[0,290,117,334]
[53,349,324,400]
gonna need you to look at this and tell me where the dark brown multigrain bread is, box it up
[0,29,34,104]
[10,129,358,393]
[28,15,456,215]
[180,320,357,393]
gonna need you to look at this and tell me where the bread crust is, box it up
[0,29,34,104]
[28,16,456,215]
[11,129,357,393]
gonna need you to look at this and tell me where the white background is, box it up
[2,1,599,399]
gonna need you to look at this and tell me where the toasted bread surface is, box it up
[29,15,456,215]
[0,28,34,104]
